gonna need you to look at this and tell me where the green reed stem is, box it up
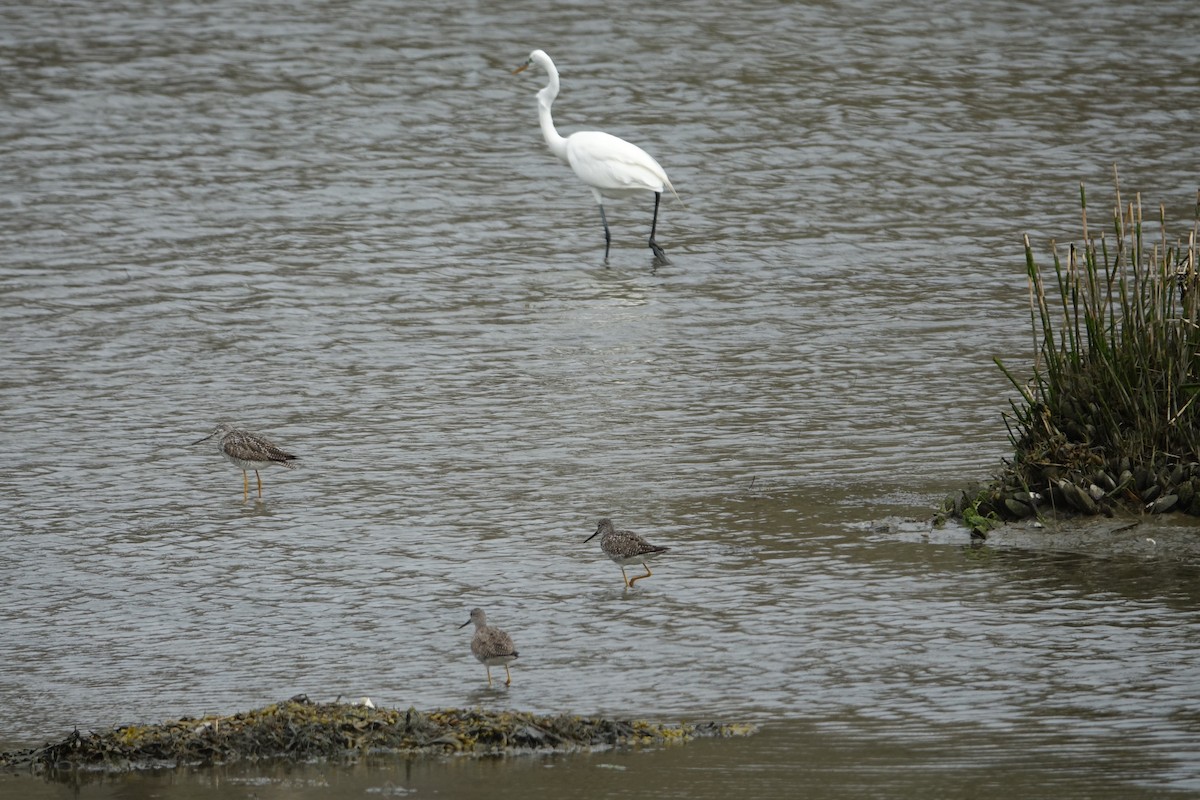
[998,170,1200,475]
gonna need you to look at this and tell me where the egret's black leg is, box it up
[598,204,611,261]
[648,191,670,265]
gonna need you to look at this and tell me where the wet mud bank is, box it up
[0,696,758,774]
[943,456,1200,532]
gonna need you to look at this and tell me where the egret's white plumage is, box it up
[514,49,679,263]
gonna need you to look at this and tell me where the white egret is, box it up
[513,49,681,264]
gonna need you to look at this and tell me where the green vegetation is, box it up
[953,169,1200,527]
[961,494,1002,538]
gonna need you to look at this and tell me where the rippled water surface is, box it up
[3,0,1200,797]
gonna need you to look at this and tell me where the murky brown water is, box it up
[3,0,1200,797]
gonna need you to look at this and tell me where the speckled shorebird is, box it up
[192,422,299,501]
[586,518,669,588]
[459,607,519,687]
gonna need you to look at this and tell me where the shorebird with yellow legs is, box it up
[459,608,520,687]
[586,518,669,588]
[192,422,299,501]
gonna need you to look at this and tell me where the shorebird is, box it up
[192,422,299,501]
[459,608,519,687]
[585,518,669,588]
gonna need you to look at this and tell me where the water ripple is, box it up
[4,0,1200,794]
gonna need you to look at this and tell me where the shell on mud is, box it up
[1133,466,1154,491]
[1004,497,1037,518]
[1057,480,1097,513]
[1147,494,1179,514]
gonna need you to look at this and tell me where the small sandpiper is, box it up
[459,607,519,687]
[586,518,669,588]
[192,422,299,501]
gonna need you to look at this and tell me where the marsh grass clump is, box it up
[948,170,1200,529]
[0,696,758,773]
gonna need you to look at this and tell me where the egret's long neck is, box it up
[536,72,569,163]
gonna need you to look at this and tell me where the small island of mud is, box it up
[943,174,1200,537]
[0,695,758,774]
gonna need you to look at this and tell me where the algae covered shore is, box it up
[0,696,757,774]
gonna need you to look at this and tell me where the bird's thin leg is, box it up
[485,666,493,687]
[598,203,611,261]
[628,563,654,587]
[255,470,264,498]
[242,470,249,502]
[619,566,630,588]
[504,665,512,686]
[648,192,670,264]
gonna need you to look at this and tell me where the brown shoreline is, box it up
[0,696,758,774]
